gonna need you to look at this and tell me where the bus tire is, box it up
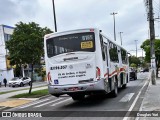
[111,81,118,97]
[122,84,127,89]
[71,94,85,101]
[134,76,137,80]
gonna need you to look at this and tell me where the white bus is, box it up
[44,28,129,100]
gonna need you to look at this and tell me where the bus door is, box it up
[100,35,108,91]
[108,41,119,91]
[104,43,110,92]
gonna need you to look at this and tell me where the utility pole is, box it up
[110,12,118,41]
[148,0,156,84]
[52,0,57,32]
[119,32,123,45]
[135,40,138,58]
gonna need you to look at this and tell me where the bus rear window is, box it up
[46,32,95,58]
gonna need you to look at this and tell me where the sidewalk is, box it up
[0,86,48,102]
[138,74,160,120]
[0,81,47,92]
[0,85,48,108]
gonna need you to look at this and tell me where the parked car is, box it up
[129,68,137,80]
[9,77,31,87]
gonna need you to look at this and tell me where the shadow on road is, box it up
[59,88,126,109]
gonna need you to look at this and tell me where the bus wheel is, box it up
[71,94,85,101]
[122,84,127,89]
[111,82,118,97]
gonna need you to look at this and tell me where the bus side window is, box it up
[121,48,127,64]
[104,44,108,66]
[100,35,105,61]
[109,42,119,62]
[47,41,54,58]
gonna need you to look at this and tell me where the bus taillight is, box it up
[90,29,94,32]
[47,72,52,83]
[96,67,101,80]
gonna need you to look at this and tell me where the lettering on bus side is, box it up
[50,65,67,70]
[82,35,93,41]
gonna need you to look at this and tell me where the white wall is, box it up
[0,25,14,84]
[0,70,14,84]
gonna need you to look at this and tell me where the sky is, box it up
[0,0,160,57]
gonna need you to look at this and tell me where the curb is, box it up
[19,98,39,101]
[38,94,51,100]
[0,94,51,110]
[0,106,12,111]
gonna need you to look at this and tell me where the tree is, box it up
[129,55,141,67]
[6,21,53,93]
[141,39,160,77]
[130,63,137,68]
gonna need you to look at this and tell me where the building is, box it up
[0,25,14,84]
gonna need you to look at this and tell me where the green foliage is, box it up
[141,39,160,77]
[140,39,150,62]
[34,67,46,77]
[6,22,52,66]
[141,61,149,68]
[6,21,52,93]
[129,55,141,66]
[10,89,48,98]
[141,39,160,67]
[130,63,137,68]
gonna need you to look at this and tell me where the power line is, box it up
[153,0,160,15]
[153,0,159,7]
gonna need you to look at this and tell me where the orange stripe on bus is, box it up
[104,67,127,77]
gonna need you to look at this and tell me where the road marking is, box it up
[123,77,149,120]
[51,98,72,106]
[19,98,50,108]
[34,98,64,108]
[119,93,135,102]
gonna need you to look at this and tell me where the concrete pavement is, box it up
[0,83,48,108]
[0,86,47,102]
[138,72,160,120]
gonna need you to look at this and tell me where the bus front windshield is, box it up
[46,32,95,58]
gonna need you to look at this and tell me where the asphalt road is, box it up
[1,72,149,120]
